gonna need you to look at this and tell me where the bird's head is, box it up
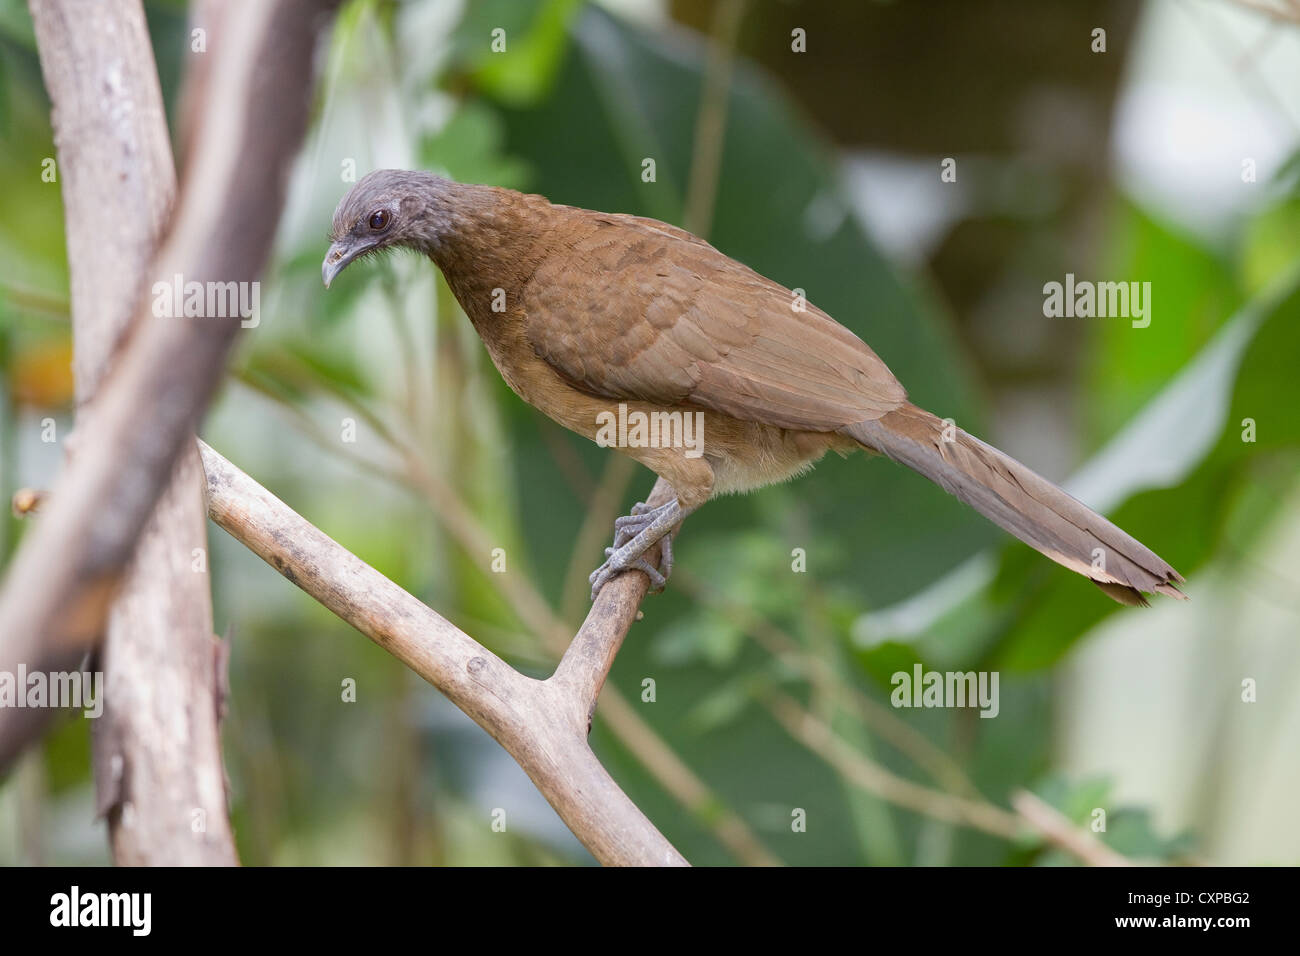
[322,169,454,288]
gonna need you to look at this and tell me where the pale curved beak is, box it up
[322,240,365,289]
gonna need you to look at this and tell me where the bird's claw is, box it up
[589,500,677,600]
[611,500,654,543]
[588,552,667,599]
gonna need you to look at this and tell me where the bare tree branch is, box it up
[683,0,747,238]
[395,454,780,864]
[0,0,340,775]
[199,440,688,866]
[30,2,175,401]
[231,374,779,864]
[24,0,239,864]
[92,448,235,865]
[553,480,677,723]
[353,413,781,865]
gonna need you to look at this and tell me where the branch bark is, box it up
[24,0,238,865]
[199,441,688,866]
[0,0,340,782]
[552,480,677,723]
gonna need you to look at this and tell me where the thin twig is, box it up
[683,0,747,239]
[767,691,1140,865]
[675,570,979,797]
[766,690,1023,840]
[1011,790,1135,867]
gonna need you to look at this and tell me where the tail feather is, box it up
[843,403,1185,605]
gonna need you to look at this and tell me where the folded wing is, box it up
[522,212,907,430]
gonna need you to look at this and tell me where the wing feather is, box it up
[523,212,906,430]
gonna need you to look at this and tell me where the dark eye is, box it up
[368,210,390,231]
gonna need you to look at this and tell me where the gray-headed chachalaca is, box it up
[323,170,1184,605]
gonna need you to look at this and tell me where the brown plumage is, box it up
[324,170,1184,605]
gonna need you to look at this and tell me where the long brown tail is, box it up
[843,403,1185,605]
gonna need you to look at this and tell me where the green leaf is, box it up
[452,0,582,106]
[419,100,532,189]
[1088,199,1240,443]
[1241,197,1300,297]
[681,676,756,733]
[0,0,36,49]
[653,609,745,668]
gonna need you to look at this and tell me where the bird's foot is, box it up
[589,500,681,601]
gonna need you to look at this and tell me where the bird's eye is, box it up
[368,210,390,231]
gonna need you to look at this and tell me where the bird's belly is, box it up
[477,334,850,502]
[704,419,849,496]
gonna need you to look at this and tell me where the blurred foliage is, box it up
[1088,200,1241,440]
[0,0,1297,867]
[1016,774,1197,865]
[992,271,1300,670]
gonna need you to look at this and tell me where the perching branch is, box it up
[552,481,677,722]
[199,440,688,866]
[272,386,778,865]
[382,439,780,865]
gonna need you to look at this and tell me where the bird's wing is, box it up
[521,213,906,431]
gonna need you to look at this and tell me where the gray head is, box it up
[322,169,455,288]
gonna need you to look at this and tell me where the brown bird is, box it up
[323,170,1184,606]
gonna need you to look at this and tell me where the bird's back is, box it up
[516,206,908,432]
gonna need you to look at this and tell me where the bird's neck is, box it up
[417,179,539,263]
[420,179,558,330]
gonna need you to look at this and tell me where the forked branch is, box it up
[199,441,687,866]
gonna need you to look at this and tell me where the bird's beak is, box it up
[322,239,363,289]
